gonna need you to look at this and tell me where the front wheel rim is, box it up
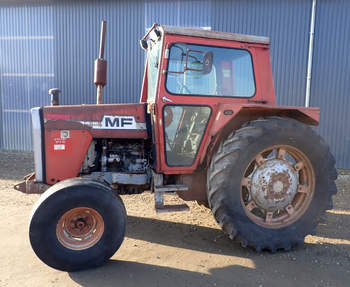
[56,207,104,250]
[241,145,315,229]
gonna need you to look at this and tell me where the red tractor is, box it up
[15,22,337,271]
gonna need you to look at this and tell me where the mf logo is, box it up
[104,116,133,128]
[91,115,146,130]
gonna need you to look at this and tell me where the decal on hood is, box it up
[81,115,146,130]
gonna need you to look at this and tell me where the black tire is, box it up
[207,117,337,252]
[29,178,127,271]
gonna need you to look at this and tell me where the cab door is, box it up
[154,41,214,174]
[154,36,257,174]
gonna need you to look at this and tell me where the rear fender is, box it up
[200,103,320,166]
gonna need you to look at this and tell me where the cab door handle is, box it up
[162,96,173,103]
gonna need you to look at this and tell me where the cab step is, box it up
[154,184,189,193]
[153,173,190,213]
[154,184,189,213]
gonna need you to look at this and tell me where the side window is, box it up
[147,40,162,102]
[166,43,255,98]
[163,105,211,166]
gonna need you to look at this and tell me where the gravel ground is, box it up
[0,150,349,287]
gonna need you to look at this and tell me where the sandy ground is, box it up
[0,150,349,287]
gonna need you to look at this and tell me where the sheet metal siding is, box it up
[145,0,211,28]
[212,0,312,107]
[0,1,145,150]
[54,0,145,106]
[310,0,350,169]
[0,3,54,150]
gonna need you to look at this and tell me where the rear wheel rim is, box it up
[241,145,315,229]
[56,207,104,250]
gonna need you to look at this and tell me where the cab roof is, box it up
[159,24,270,45]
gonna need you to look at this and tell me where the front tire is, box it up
[29,178,126,271]
[207,117,337,251]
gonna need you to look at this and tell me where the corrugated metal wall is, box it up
[310,0,350,168]
[54,0,145,105]
[145,0,211,28]
[0,2,54,150]
[0,0,348,168]
[212,0,312,107]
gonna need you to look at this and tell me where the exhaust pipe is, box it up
[94,20,107,104]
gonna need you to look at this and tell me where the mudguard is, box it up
[200,103,320,165]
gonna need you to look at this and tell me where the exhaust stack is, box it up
[94,20,107,104]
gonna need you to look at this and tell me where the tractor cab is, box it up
[139,24,296,175]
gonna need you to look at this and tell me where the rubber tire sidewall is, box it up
[211,118,334,249]
[29,179,126,271]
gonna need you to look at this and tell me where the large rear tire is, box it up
[29,178,126,271]
[207,117,337,251]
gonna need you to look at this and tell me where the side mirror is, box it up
[185,49,213,75]
[167,45,214,75]
[140,39,148,50]
[202,51,213,74]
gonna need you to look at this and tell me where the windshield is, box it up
[166,43,255,97]
[147,40,162,102]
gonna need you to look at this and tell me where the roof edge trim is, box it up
[160,25,270,45]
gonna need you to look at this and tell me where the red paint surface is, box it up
[43,103,147,122]
[45,114,71,120]
[45,130,92,184]
[43,103,148,139]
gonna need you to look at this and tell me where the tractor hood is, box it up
[42,103,149,139]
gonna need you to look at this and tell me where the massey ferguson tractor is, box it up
[14,21,337,271]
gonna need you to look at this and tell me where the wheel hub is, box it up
[56,207,104,250]
[251,159,299,210]
[67,216,93,237]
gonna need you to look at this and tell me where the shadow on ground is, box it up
[125,215,350,255]
[69,260,258,287]
[69,215,350,287]
[0,151,33,180]
[69,260,265,287]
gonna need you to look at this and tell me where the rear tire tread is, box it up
[207,117,337,252]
